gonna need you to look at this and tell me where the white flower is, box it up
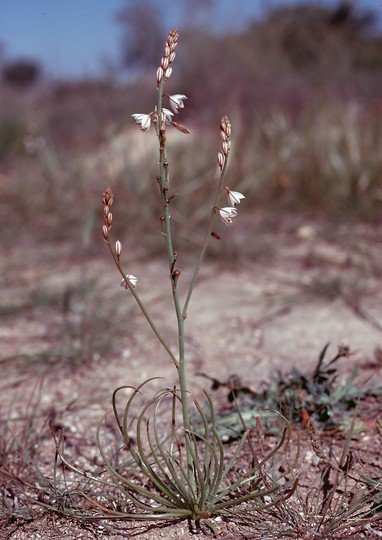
[218,207,237,225]
[132,113,151,132]
[120,274,138,289]
[226,188,245,206]
[161,107,174,123]
[168,94,187,113]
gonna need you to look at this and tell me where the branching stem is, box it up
[105,239,178,367]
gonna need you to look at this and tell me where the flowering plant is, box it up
[56,28,295,534]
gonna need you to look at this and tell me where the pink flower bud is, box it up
[156,66,163,85]
[115,240,122,258]
[161,56,169,70]
[102,225,108,241]
[107,212,113,226]
[171,122,191,134]
[164,67,172,80]
[102,188,113,207]
[217,152,225,169]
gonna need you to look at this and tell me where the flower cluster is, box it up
[102,188,137,288]
[156,28,179,86]
[132,29,189,135]
[217,115,231,172]
[215,116,245,224]
[102,187,114,241]
[217,188,245,225]
[132,108,174,133]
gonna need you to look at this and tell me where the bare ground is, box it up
[1,212,382,539]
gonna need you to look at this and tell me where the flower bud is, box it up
[164,67,172,80]
[102,187,113,207]
[156,66,163,85]
[115,240,122,258]
[222,140,228,156]
[217,152,225,169]
[161,56,169,70]
[169,51,176,63]
[167,28,179,52]
[103,205,109,217]
[220,115,232,140]
[172,269,180,289]
[107,212,113,226]
[102,225,109,241]
[171,122,191,134]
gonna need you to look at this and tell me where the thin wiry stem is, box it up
[105,239,178,367]
[182,153,230,319]
[156,78,194,489]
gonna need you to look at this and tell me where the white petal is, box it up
[132,113,151,132]
[120,274,138,288]
[173,94,187,102]
[127,274,138,287]
[226,189,245,206]
[218,207,237,224]
[162,108,174,122]
[169,94,187,113]
[131,113,145,122]
[221,206,237,216]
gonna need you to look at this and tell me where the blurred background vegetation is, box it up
[1,0,382,251]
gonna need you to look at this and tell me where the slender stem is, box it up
[106,239,178,367]
[182,156,230,319]
[157,81,194,487]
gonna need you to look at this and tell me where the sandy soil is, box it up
[1,212,382,538]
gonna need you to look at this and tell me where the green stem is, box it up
[106,240,178,367]
[182,157,230,319]
[157,81,194,487]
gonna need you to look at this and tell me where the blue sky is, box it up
[0,0,380,79]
